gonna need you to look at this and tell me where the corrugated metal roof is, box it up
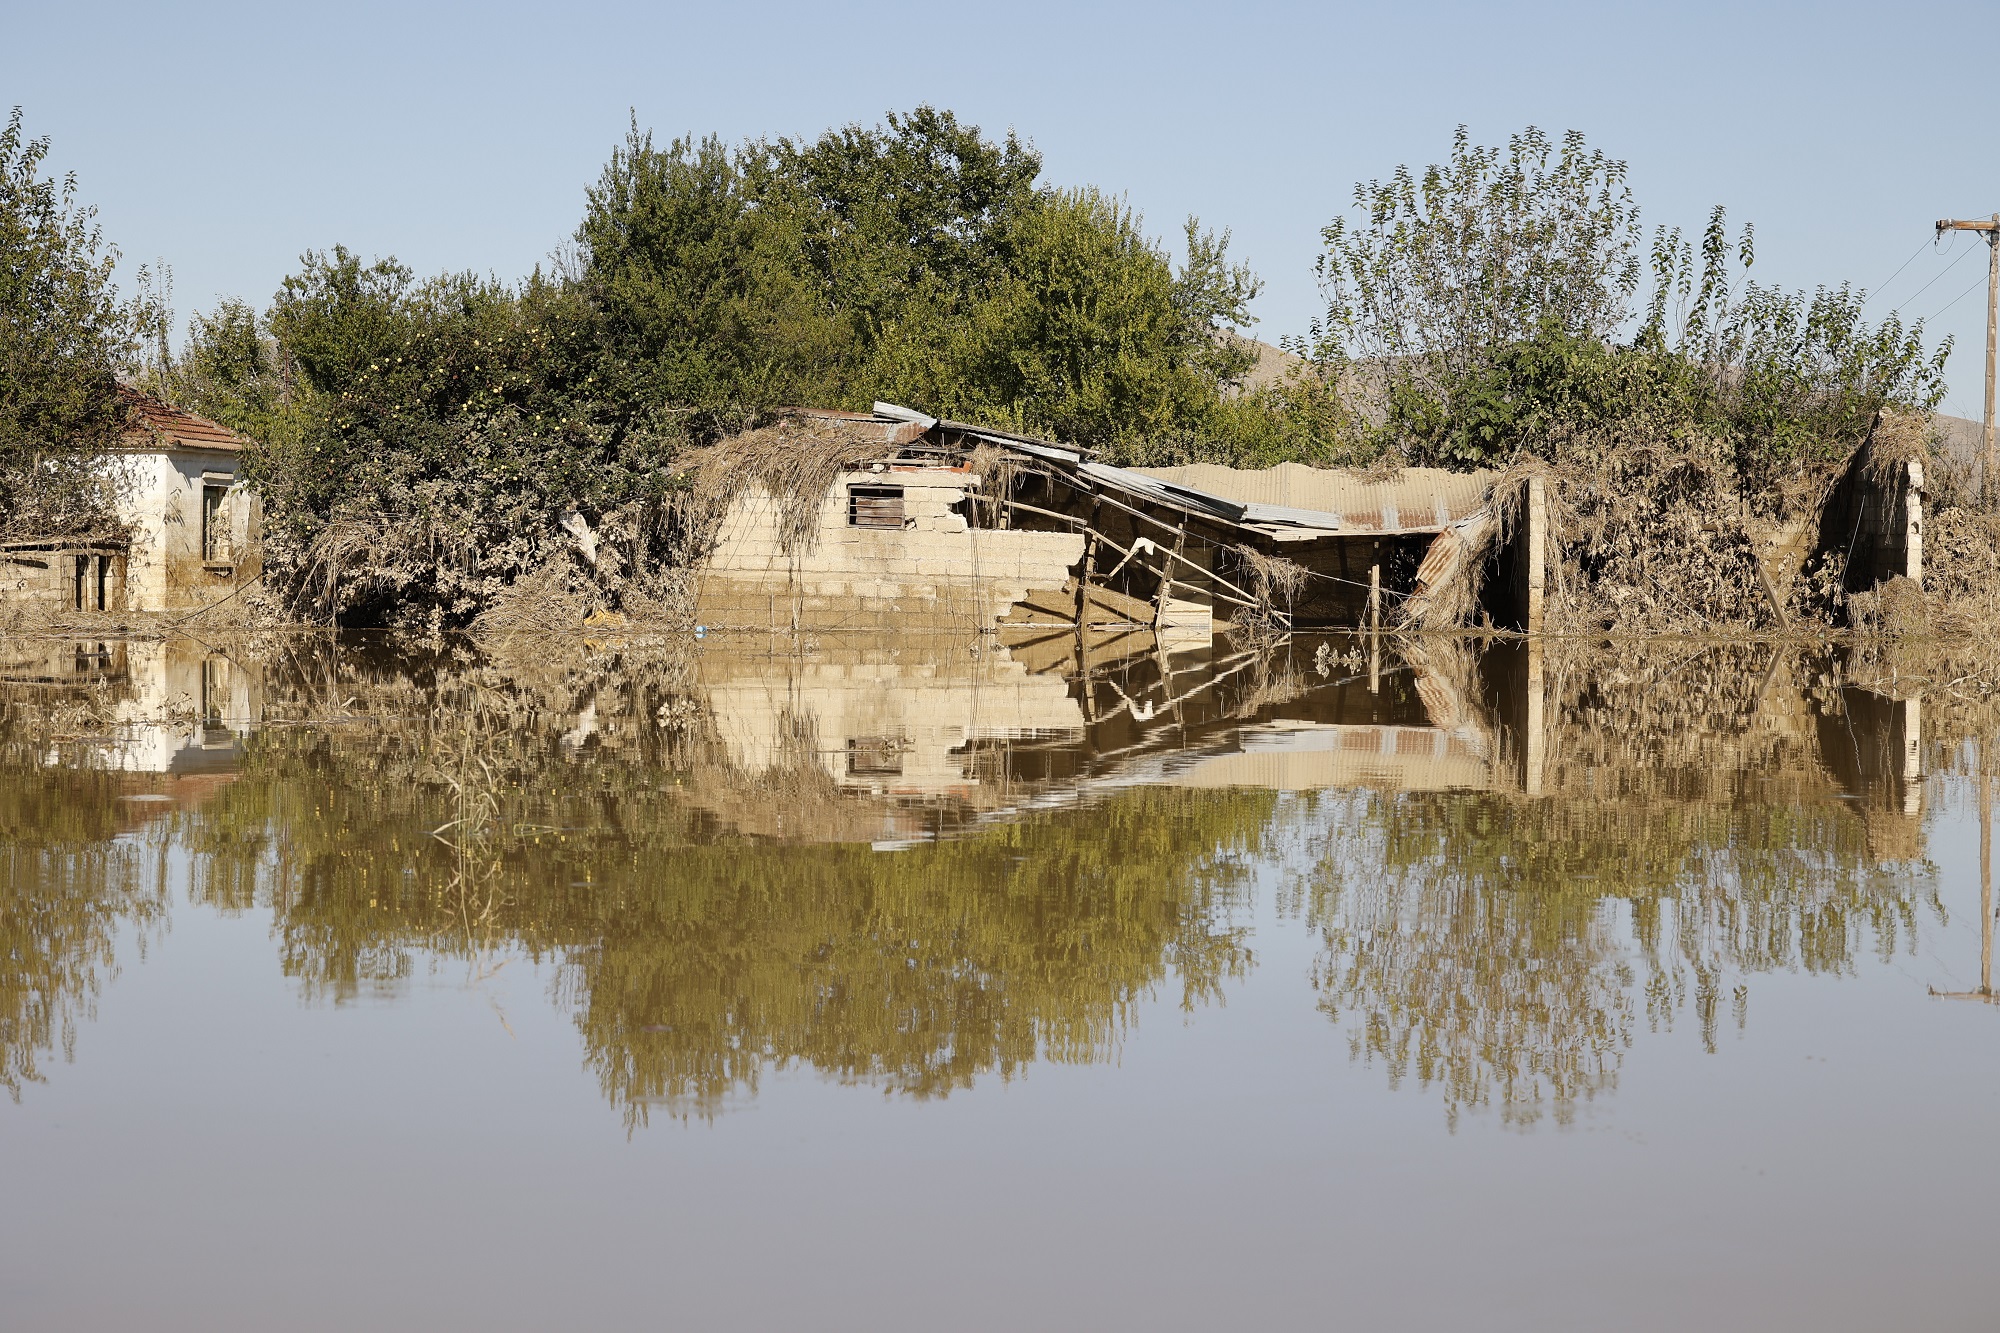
[117,387,246,454]
[1130,462,1495,534]
[870,401,1495,538]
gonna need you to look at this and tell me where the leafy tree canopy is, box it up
[1290,126,1950,476]
[0,107,146,537]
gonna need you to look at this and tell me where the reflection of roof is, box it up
[1165,722,1496,792]
[117,386,246,454]
[113,772,238,829]
[1130,463,1494,536]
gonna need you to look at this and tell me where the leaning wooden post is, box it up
[1368,555,1381,634]
[1153,519,1186,631]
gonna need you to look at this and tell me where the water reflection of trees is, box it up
[168,691,1270,1123]
[0,634,1961,1130]
[0,766,169,1100]
[1290,645,1940,1129]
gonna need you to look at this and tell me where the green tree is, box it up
[877,192,1263,457]
[223,107,1278,625]
[1296,126,1949,475]
[0,107,140,538]
[770,105,1042,343]
[578,127,822,411]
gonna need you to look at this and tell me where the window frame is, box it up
[200,476,233,566]
[846,484,906,531]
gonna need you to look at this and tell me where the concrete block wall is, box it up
[697,469,1086,630]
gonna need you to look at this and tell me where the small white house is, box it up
[0,387,262,615]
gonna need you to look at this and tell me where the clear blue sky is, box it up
[8,0,1998,412]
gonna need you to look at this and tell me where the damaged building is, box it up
[689,403,1546,641]
[0,387,262,616]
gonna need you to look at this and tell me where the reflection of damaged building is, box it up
[0,387,262,615]
[692,404,1547,638]
[0,635,260,779]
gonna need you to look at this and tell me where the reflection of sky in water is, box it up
[1,635,1994,1330]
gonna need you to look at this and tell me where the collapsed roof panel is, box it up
[1130,463,1495,535]
[849,404,1498,539]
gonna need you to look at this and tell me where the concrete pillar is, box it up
[1905,459,1924,586]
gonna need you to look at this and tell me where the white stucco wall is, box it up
[115,448,261,612]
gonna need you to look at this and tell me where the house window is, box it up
[847,485,905,530]
[202,482,231,564]
[846,736,905,776]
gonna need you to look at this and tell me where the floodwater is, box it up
[2,630,1995,1332]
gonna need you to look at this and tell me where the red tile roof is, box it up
[117,385,247,454]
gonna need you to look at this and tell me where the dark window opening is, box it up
[93,556,107,611]
[72,555,88,610]
[848,485,905,530]
[202,483,231,563]
[846,736,905,776]
[951,493,1005,530]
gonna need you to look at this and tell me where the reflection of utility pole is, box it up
[1935,215,1999,507]
[1934,735,1997,1003]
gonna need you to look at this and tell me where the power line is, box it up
[1862,234,1947,309]
[1893,238,1978,311]
[1925,271,1990,322]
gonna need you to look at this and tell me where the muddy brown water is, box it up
[2,631,1995,1331]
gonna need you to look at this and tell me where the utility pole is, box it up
[1935,214,2000,507]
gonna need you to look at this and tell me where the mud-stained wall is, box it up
[119,450,263,613]
[696,468,1084,631]
[0,545,127,612]
[1816,449,1922,596]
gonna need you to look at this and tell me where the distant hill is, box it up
[1226,335,1304,392]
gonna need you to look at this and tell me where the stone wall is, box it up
[694,468,1085,631]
